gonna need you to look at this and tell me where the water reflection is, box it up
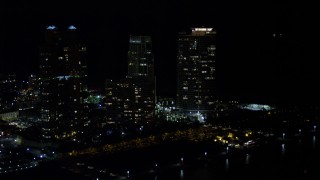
[281,143,285,155]
[313,136,316,149]
[245,154,250,165]
[225,158,229,170]
[127,170,130,178]
[180,169,184,179]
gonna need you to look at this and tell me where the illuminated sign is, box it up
[192,28,213,32]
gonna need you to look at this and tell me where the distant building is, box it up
[0,111,19,121]
[105,79,134,122]
[105,36,155,124]
[177,28,216,119]
[0,74,18,112]
[128,36,154,77]
[17,74,41,110]
[38,25,88,141]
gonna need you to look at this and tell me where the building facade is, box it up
[39,25,88,141]
[177,28,216,120]
[105,36,155,124]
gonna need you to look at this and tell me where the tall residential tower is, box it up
[177,28,216,119]
[39,25,88,141]
[105,36,155,124]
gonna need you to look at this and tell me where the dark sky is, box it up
[0,1,317,104]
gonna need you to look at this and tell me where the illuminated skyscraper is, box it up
[128,36,154,77]
[127,36,155,122]
[39,25,88,141]
[177,28,216,119]
[105,36,155,123]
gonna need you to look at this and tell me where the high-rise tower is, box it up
[128,36,154,77]
[127,36,155,123]
[177,28,216,119]
[39,25,88,141]
[105,36,155,124]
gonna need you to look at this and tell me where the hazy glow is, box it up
[68,25,77,30]
[225,158,229,169]
[245,154,250,165]
[129,40,141,43]
[56,76,71,80]
[240,104,273,111]
[47,25,56,30]
[281,143,285,154]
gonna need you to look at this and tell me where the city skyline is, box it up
[1,1,320,179]
[0,1,316,104]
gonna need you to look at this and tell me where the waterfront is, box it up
[1,125,319,180]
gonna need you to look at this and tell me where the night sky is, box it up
[0,1,317,104]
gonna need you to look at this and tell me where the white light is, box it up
[47,25,56,30]
[180,169,184,178]
[281,143,285,154]
[193,28,213,32]
[68,25,77,30]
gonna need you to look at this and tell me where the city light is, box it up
[240,104,273,111]
[0,6,317,179]
[46,25,56,30]
[68,25,77,30]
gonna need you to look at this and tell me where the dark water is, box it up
[134,133,320,180]
[1,131,319,180]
